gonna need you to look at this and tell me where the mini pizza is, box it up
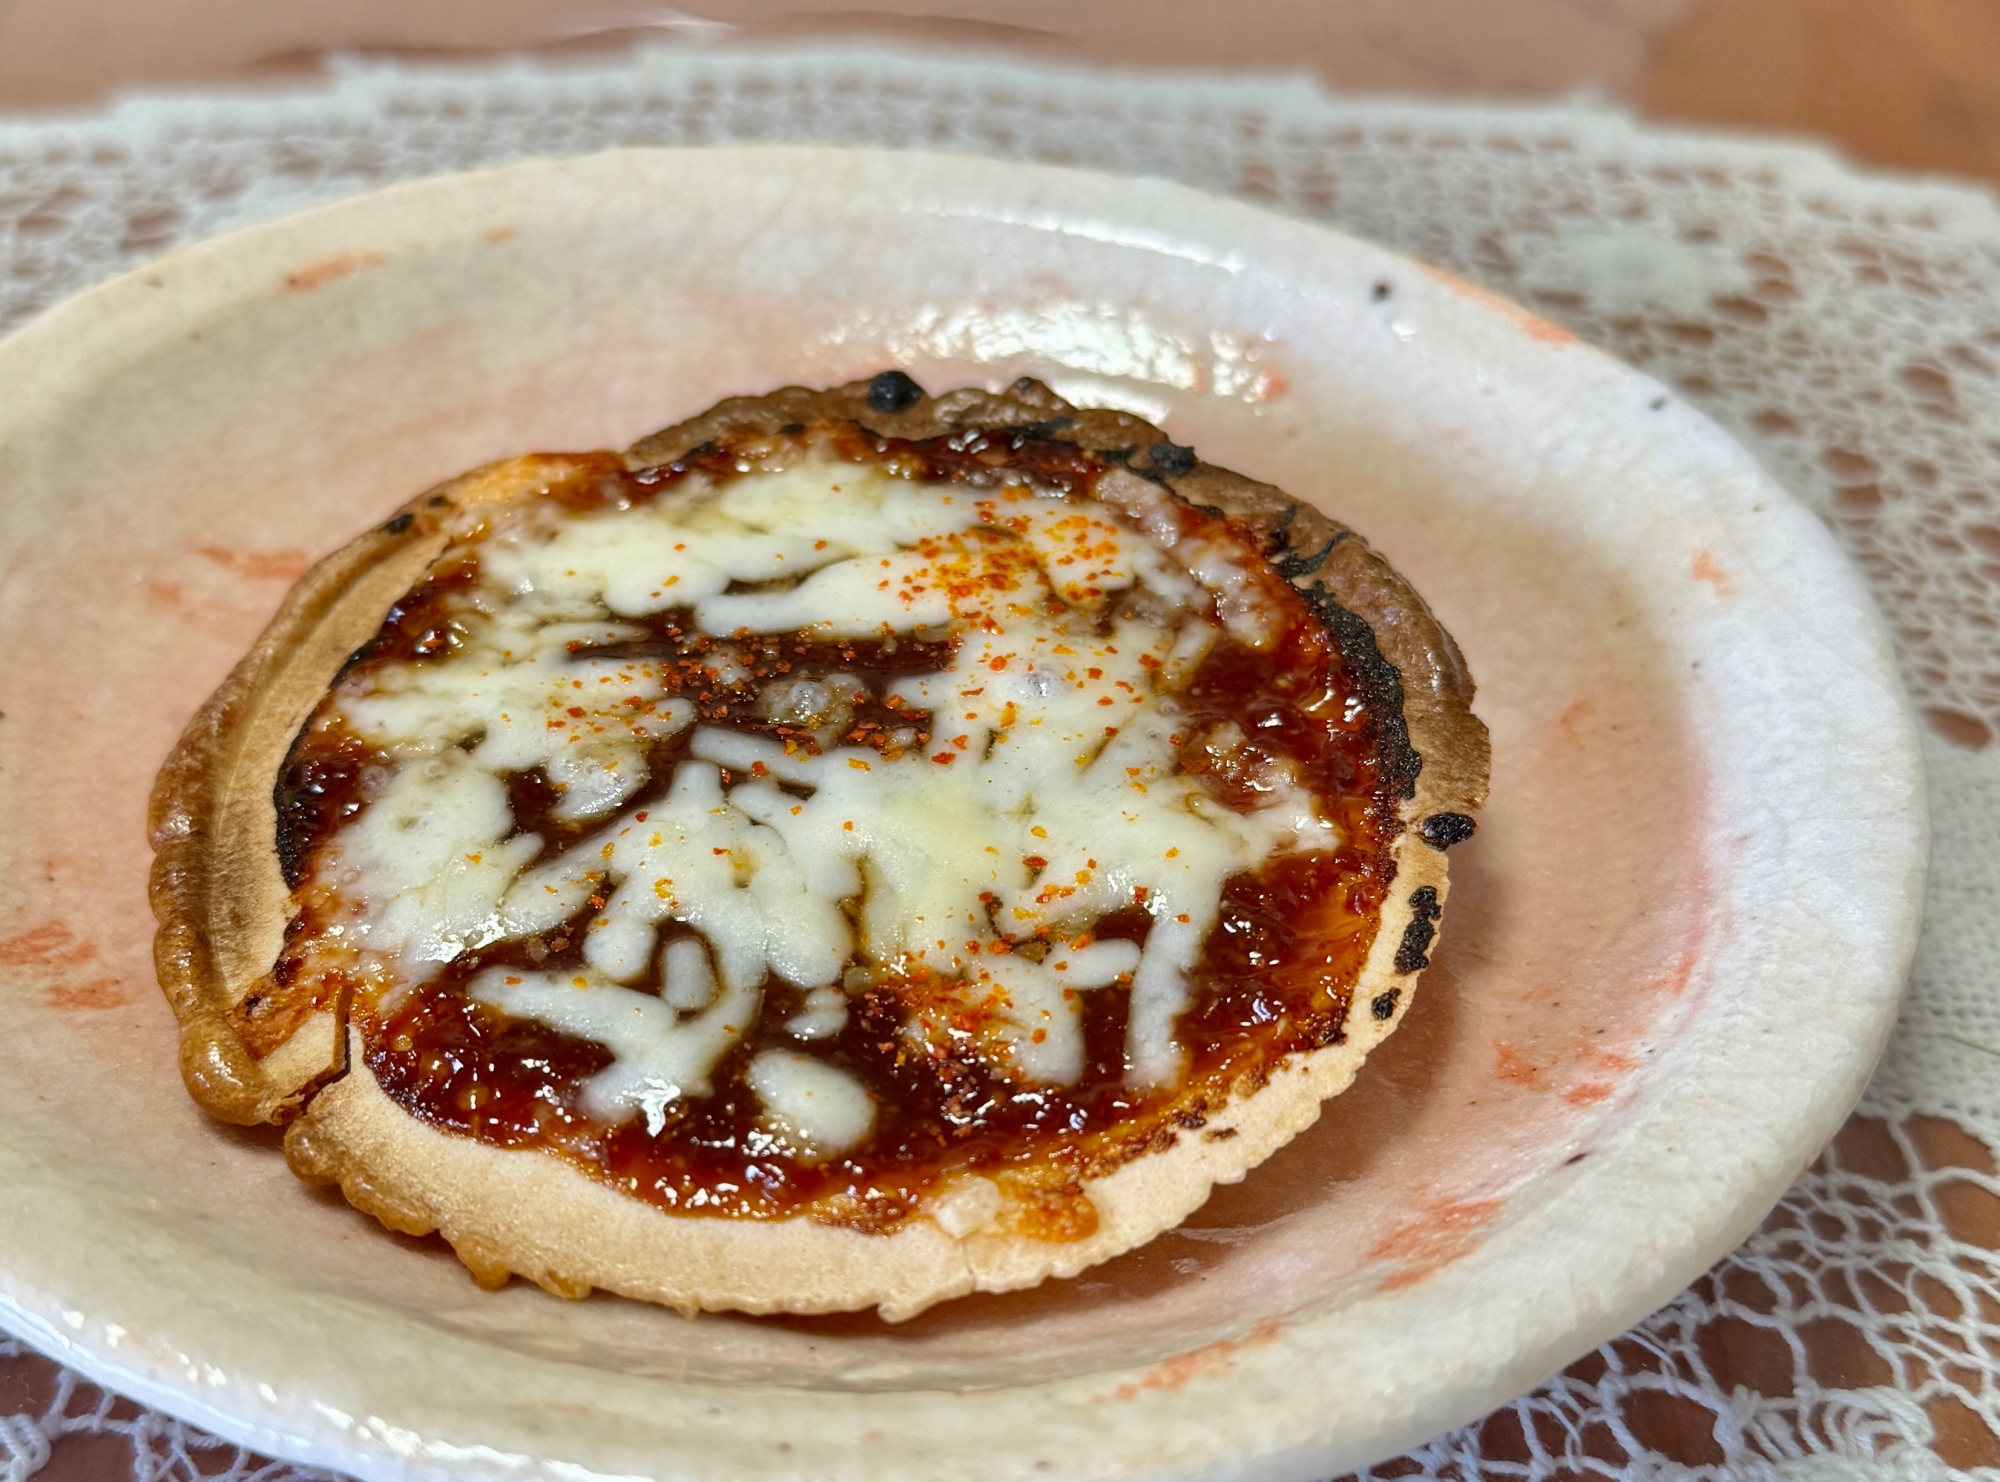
[150,374,1488,1319]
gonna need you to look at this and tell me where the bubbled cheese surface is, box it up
[316,456,1335,1149]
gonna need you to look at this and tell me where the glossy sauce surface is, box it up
[268,426,1401,1231]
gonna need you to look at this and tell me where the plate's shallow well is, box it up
[0,149,1924,1481]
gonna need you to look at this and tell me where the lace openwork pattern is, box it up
[1,45,1996,1481]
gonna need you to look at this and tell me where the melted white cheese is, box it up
[927,938,1143,1086]
[785,986,849,1041]
[321,452,1336,1136]
[746,1049,876,1160]
[471,955,754,1135]
[333,751,543,971]
[344,616,693,823]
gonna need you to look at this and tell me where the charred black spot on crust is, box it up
[1005,417,1076,441]
[272,724,315,889]
[779,421,805,436]
[1104,444,1174,487]
[1420,812,1478,850]
[1395,886,1441,973]
[427,494,448,508]
[1394,920,1435,974]
[866,370,925,413]
[1267,512,1417,795]
[328,643,373,690]
[382,512,414,535]
[1148,440,1197,475]
[1204,1126,1239,1142]
[1272,532,1347,580]
[1296,582,1422,800]
[1372,280,1393,302]
[1371,988,1401,1020]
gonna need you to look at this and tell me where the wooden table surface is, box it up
[3,0,2000,190]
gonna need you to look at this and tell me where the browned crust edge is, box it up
[150,375,1488,1317]
[147,454,619,1123]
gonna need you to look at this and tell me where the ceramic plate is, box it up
[0,148,1926,1481]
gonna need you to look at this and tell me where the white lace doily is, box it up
[2,43,1996,1482]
